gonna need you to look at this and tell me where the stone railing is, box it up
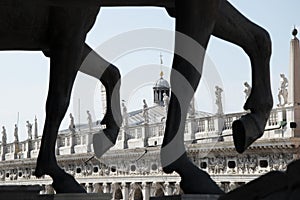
[0,106,294,160]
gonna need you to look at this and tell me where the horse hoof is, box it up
[34,167,45,178]
[52,173,86,193]
[93,130,114,158]
[179,159,224,194]
[232,113,264,153]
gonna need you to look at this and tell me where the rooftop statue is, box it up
[69,113,76,134]
[26,121,33,140]
[34,116,38,139]
[122,102,129,127]
[163,93,170,113]
[215,86,224,115]
[277,73,288,107]
[14,124,19,143]
[1,126,7,146]
[87,110,93,131]
[143,99,150,124]
[0,0,274,196]
[244,82,252,100]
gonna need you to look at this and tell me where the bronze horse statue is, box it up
[1,0,273,195]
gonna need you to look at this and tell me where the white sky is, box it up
[0,0,299,142]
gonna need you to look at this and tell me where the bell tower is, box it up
[153,54,170,106]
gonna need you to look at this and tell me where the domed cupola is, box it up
[153,71,170,106]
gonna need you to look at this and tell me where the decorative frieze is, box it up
[199,153,293,176]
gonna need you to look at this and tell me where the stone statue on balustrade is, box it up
[162,93,169,113]
[215,86,224,115]
[142,99,149,124]
[243,82,252,100]
[26,121,32,140]
[86,110,93,131]
[14,124,20,154]
[14,124,19,143]
[277,73,288,106]
[122,102,129,127]
[188,97,196,118]
[1,126,7,146]
[69,113,76,134]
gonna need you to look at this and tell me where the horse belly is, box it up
[0,1,49,50]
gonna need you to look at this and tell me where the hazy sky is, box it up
[0,0,299,141]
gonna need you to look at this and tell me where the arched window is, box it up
[114,188,123,200]
[133,188,143,200]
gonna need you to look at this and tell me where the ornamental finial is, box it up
[292,26,298,37]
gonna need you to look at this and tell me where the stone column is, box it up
[93,183,102,193]
[163,182,172,196]
[214,116,225,141]
[141,182,150,200]
[288,29,300,136]
[13,141,19,159]
[150,182,157,197]
[86,132,93,152]
[204,119,209,132]
[45,185,55,194]
[24,139,32,158]
[121,182,129,200]
[288,29,300,106]
[143,124,149,147]
[122,128,128,149]
[1,144,6,161]
[86,183,93,193]
[103,182,110,193]
[39,185,46,195]
[70,134,76,153]
[185,118,196,141]
[173,182,181,195]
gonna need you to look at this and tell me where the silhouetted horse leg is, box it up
[35,11,91,193]
[36,43,86,192]
[166,1,273,153]
[213,1,273,153]
[161,0,223,194]
[80,44,122,158]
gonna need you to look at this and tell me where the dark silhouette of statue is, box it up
[0,0,274,195]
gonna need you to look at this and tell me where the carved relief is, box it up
[237,157,246,174]
[269,154,289,171]
[245,156,258,174]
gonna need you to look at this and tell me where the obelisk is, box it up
[288,28,300,136]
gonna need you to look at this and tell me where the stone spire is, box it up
[287,27,300,137]
[34,116,38,139]
[288,27,300,106]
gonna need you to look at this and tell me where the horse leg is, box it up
[161,0,223,194]
[212,0,273,153]
[35,35,87,193]
[80,44,122,158]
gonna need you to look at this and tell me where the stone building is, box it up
[0,29,300,199]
